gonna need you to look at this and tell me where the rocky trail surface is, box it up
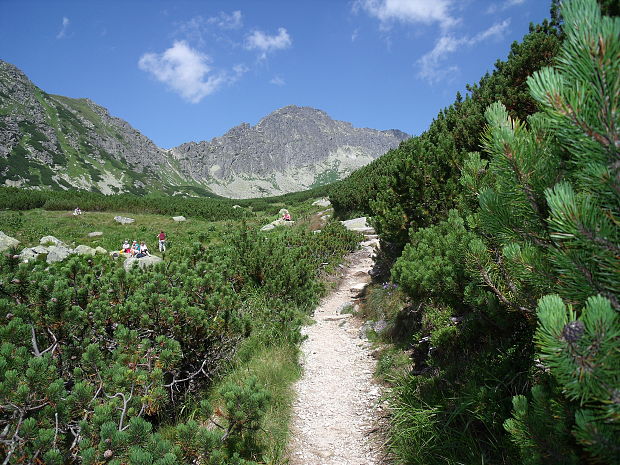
[288,220,385,465]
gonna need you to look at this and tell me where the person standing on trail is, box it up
[157,230,166,252]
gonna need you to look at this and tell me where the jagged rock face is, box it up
[0,60,185,194]
[0,60,409,198]
[171,105,408,197]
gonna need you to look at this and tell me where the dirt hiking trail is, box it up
[288,223,385,465]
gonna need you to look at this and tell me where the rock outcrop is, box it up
[171,105,408,198]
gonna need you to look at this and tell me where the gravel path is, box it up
[288,237,385,465]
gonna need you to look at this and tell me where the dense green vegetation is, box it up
[339,1,618,464]
[0,194,359,464]
[0,184,332,224]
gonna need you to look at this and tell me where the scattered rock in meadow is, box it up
[123,255,163,272]
[88,231,103,237]
[312,198,332,208]
[46,245,72,264]
[95,246,107,254]
[40,235,65,246]
[260,218,295,231]
[114,216,135,224]
[19,248,39,262]
[232,205,241,209]
[0,232,19,252]
[75,245,96,256]
[172,216,186,222]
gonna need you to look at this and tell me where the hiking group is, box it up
[121,239,151,258]
[118,231,166,258]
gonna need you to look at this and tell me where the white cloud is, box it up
[173,11,242,46]
[417,19,510,83]
[138,40,242,103]
[56,17,70,39]
[208,10,243,29]
[245,28,292,59]
[351,28,360,42]
[270,76,286,86]
[487,0,525,15]
[354,0,457,30]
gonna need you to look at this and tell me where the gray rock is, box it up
[0,232,19,252]
[19,248,38,262]
[172,216,186,222]
[74,245,96,256]
[123,255,163,272]
[40,235,65,246]
[114,216,135,224]
[46,245,72,263]
[340,217,375,233]
[232,205,241,209]
[88,231,103,237]
[95,246,107,254]
[312,198,331,207]
[260,218,295,231]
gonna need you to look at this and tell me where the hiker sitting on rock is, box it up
[283,212,292,221]
[122,240,131,254]
[130,240,140,256]
[73,207,82,216]
[136,241,150,258]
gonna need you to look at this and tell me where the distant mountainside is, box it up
[0,60,409,198]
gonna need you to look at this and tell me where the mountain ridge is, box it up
[0,60,409,198]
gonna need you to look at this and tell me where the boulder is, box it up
[114,216,135,224]
[172,216,186,222]
[20,245,51,262]
[88,231,103,237]
[75,245,96,256]
[278,208,289,216]
[260,218,295,231]
[123,255,163,272]
[232,205,241,209]
[340,217,375,234]
[0,232,19,252]
[46,245,72,263]
[312,198,331,208]
[95,246,107,254]
[19,248,39,262]
[39,235,65,246]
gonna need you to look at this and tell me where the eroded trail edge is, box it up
[288,229,384,465]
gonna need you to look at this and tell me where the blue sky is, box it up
[1,0,551,149]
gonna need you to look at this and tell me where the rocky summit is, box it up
[0,59,408,198]
[171,105,409,198]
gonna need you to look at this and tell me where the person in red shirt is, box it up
[157,231,166,252]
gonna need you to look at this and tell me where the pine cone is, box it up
[562,320,585,343]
